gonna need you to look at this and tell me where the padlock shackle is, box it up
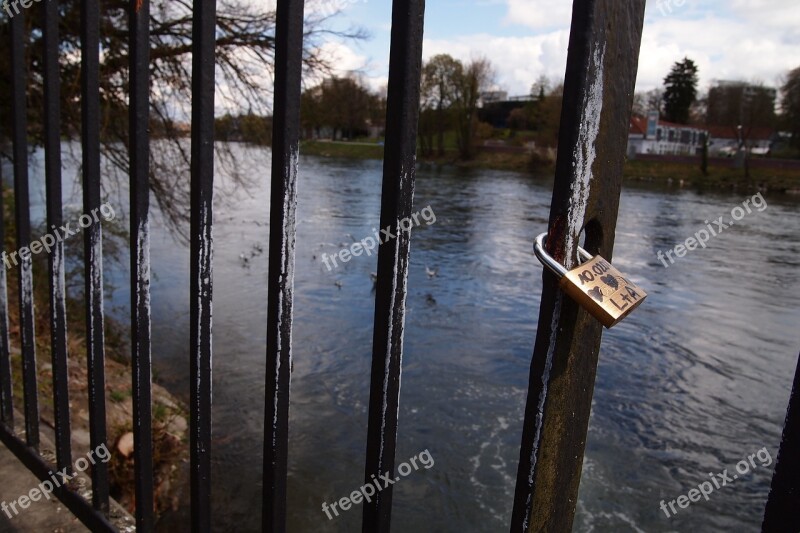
[534,232,592,279]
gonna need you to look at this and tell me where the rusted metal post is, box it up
[510,2,646,531]
[762,352,800,532]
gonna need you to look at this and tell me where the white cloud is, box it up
[418,0,799,96]
[636,12,799,92]
[502,0,572,30]
[309,41,370,80]
[728,0,800,35]
[304,0,366,19]
[423,31,571,96]
[304,41,389,93]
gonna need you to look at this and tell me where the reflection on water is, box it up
[15,143,800,531]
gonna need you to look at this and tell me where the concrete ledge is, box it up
[0,441,89,532]
[0,414,135,532]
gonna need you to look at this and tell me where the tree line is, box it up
[297,54,561,162]
[300,76,386,141]
[210,55,800,162]
[295,54,497,161]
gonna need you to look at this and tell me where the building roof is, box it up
[706,125,774,141]
[629,115,773,141]
[630,115,647,135]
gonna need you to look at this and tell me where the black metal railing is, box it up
[0,0,426,528]
[1,0,796,532]
[0,0,118,528]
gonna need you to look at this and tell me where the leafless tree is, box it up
[0,0,365,238]
[452,57,494,160]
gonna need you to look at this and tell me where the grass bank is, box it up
[301,140,384,160]
[301,140,533,173]
[623,159,800,191]
[300,140,800,191]
[1,189,188,523]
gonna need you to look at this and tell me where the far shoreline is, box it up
[299,139,800,194]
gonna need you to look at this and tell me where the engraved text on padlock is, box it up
[559,255,647,328]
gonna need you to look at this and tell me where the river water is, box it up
[15,143,800,531]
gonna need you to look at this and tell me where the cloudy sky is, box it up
[312,0,799,97]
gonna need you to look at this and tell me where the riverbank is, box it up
[300,140,800,191]
[1,190,188,524]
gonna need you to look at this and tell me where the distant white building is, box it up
[479,90,508,106]
[627,111,707,156]
[706,125,774,157]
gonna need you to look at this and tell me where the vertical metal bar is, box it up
[9,5,39,450]
[510,2,645,531]
[762,352,800,532]
[0,163,12,427]
[81,0,110,512]
[189,0,216,530]
[261,0,304,527]
[129,0,154,529]
[42,0,72,474]
[261,0,303,532]
[361,0,425,529]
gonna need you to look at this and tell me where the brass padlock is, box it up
[534,232,646,328]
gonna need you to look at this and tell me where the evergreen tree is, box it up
[663,57,699,124]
